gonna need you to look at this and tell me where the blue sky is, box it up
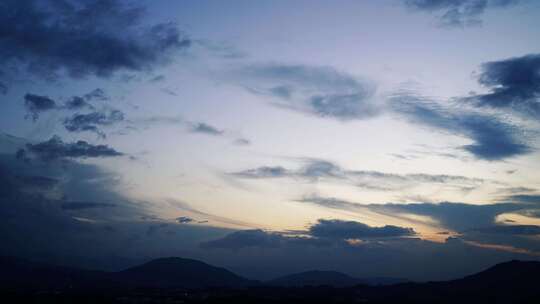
[1,0,540,280]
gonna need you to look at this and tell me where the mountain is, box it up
[0,256,109,290]
[114,257,255,288]
[351,260,540,303]
[1,257,539,303]
[459,260,540,285]
[0,256,254,291]
[267,270,360,287]
[267,270,407,287]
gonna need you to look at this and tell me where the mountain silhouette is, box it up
[2,256,540,303]
[114,257,254,288]
[267,270,360,287]
[267,270,407,287]
[0,256,108,290]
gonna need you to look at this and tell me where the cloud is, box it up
[234,138,251,146]
[464,54,540,119]
[64,96,92,111]
[390,93,531,160]
[193,39,247,59]
[296,195,367,211]
[200,229,284,249]
[201,229,538,281]
[61,201,116,210]
[0,82,7,95]
[0,0,190,82]
[233,63,378,120]
[297,195,532,232]
[201,219,415,251]
[149,75,165,83]
[133,116,243,141]
[23,89,109,123]
[0,135,235,270]
[232,166,289,178]
[232,159,486,191]
[470,225,540,235]
[63,109,125,138]
[24,93,57,121]
[373,202,526,231]
[500,194,540,204]
[296,195,540,255]
[404,0,520,27]
[309,219,415,239]
[64,88,107,110]
[23,135,123,161]
[4,135,537,282]
[190,122,224,136]
[176,216,194,224]
[16,175,59,191]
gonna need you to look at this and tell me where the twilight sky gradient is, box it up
[1,0,540,281]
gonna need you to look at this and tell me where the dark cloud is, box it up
[132,116,253,147]
[404,0,520,27]
[232,166,289,178]
[61,201,115,210]
[16,175,59,191]
[0,0,190,82]
[296,195,365,211]
[23,135,123,161]
[390,93,530,160]
[24,93,57,121]
[201,220,415,251]
[146,223,170,236]
[234,138,251,146]
[83,88,108,101]
[232,159,486,191]
[190,122,224,136]
[496,187,537,195]
[0,136,234,271]
[297,195,531,232]
[374,202,525,231]
[63,109,125,138]
[64,96,91,110]
[233,64,377,120]
[64,88,107,110]
[176,216,194,224]
[464,54,540,119]
[200,229,284,249]
[199,229,333,251]
[300,160,343,179]
[0,82,7,95]
[15,148,30,163]
[309,219,415,239]
[194,39,247,59]
[501,194,540,204]
[470,225,540,235]
[149,75,165,82]
[23,89,108,123]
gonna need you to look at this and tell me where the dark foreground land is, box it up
[1,256,540,303]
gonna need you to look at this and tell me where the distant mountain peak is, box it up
[117,257,253,288]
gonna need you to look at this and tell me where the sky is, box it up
[1,0,540,281]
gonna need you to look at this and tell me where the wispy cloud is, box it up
[231,159,487,191]
[297,194,534,232]
[24,94,57,121]
[231,63,378,120]
[463,53,540,119]
[63,109,125,138]
[189,122,224,136]
[389,92,531,160]
[21,135,123,161]
[404,0,521,28]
